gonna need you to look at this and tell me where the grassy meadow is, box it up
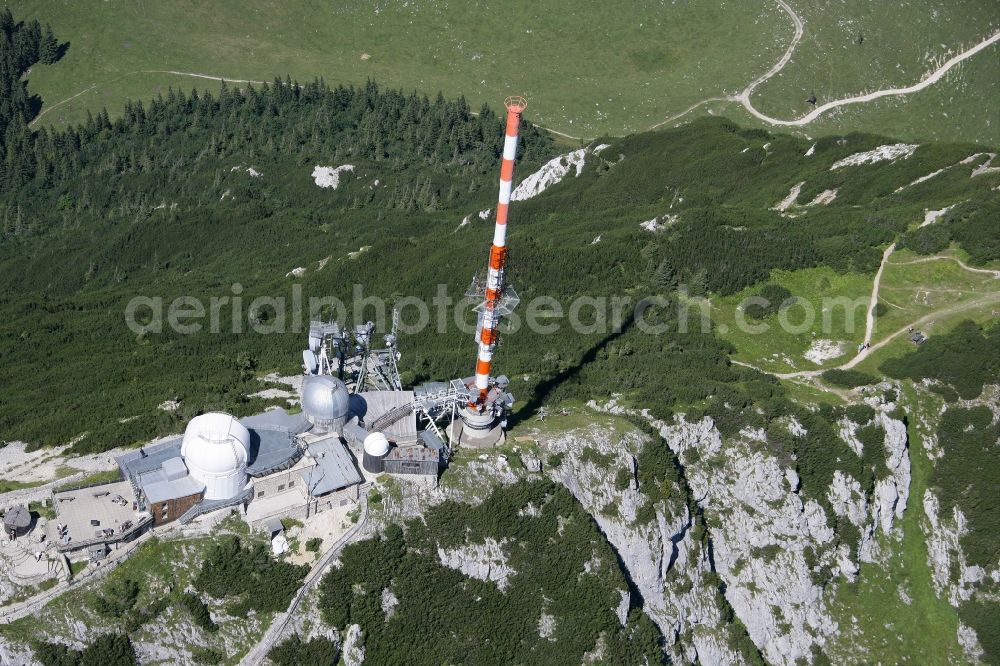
[10,0,999,144]
[750,0,999,120]
[711,266,873,374]
[13,0,785,137]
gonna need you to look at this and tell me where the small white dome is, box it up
[301,375,350,428]
[181,412,249,500]
[363,432,390,457]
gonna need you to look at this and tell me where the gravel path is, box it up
[238,497,369,666]
[651,0,1000,133]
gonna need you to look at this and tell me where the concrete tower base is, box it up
[451,410,506,449]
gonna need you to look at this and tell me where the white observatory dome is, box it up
[362,432,390,474]
[181,412,250,501]
[363,432,390,457]
[301,375,350,432]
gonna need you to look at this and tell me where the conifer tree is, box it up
[39,24,58,64]
[653,259,678,292]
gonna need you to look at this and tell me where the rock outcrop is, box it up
[923,490,981,607]
[957,622,985,663]
[0,635,35,666]
[874,412,911,535]
[545,423,742,665]
[659,417,839,666]
[437,538,515,590]
[342,623,365,666]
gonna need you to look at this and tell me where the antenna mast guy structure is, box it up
[456,96,526,447]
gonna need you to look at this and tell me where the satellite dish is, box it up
[302,349,318,374]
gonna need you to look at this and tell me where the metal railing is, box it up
[53,514,153,554]
[178,487,254,524]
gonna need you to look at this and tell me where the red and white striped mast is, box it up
[465,96,526,427]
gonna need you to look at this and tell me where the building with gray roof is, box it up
[300,435,363,496]
[114,409,308,526]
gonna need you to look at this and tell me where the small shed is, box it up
[910,331,927,344]
[384,445,441,478]
[3,504,31,538]
[262,517,285,539]
[262,517,289,555]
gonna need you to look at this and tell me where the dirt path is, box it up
[28,84,97,126]
[738,17,1000,127]
[732,240,999,386]
[650,0,1000,133]
[864,243,897,346]
[25,8,1000,142]
[775,289,1000,379]
[891,255,1000,277]
[736,0,804,107]
[143,70,268,85]
[649,96,730,131]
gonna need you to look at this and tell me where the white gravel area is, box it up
[803,339,846,365]
[285,503,354,566]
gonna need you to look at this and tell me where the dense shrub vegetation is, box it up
[319,480,665,665]
[881,320,1000,399]
[194,535,308,614]
[88,576,170,633]
[34,634,137,666]
[962,599,1000,665]
[179,592,218,632]
[821,369,879,388]
[744,284,794,320]
[898,196,1000,264]
[0,4,996,453]
[90,577,140,619]
[268,634,339,666]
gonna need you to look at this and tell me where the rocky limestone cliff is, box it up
[358,395,913,665]
[658,417,839,666]
[584,397,913,665]
[545,424,743,665]
[0,636,35,666]
[862,413,911,563]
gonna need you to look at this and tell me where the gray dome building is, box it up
[301,375,350,434]
[4,504,31,538]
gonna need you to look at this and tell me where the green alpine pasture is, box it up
[712,266,872,374]
[750,0,999,125]
[12,0,785,137]
[10,0,1000,144]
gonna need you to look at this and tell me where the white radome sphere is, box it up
[181,412,250,500]
[363,432,390,457]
